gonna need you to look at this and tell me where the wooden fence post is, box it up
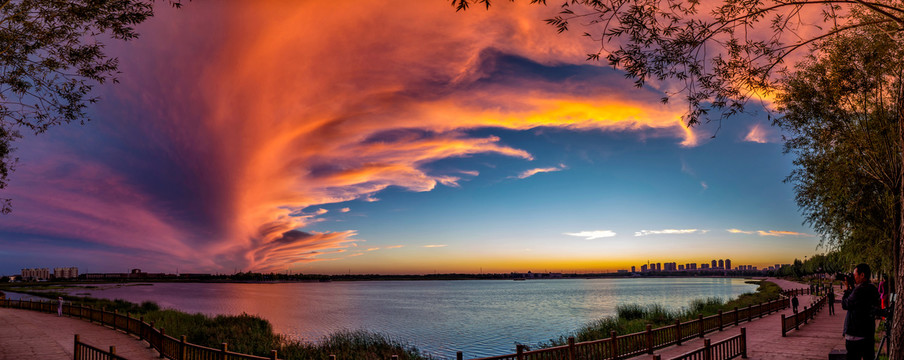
[568,336,576,360]
[794,312,800,331]
[74,334,80,360]
[113,310,118,331]
[734,307,739,326]
[610,330,618,359]
[646,324,653,354]
[160,328,166,359]
[780,314,786,337]
[718,310,723,331]
[517,344,525,360]
[675,319,682,345]
[747,305,753,323]
[759,303,764,318]
[741,327,747,358]
[270,350,278,360]
[698,314,704,338]
[457,351,464,360]
[110,346,117,356]
[220,342,228,360]
[703,338,712,360]
[804,306,809,324]
[180,335,187,360]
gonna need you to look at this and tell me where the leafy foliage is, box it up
[775,18,903,276]
[0,0,182,213]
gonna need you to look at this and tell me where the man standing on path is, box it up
[841,263,880,360]
[791,295,799,313]
[827,286,835,315]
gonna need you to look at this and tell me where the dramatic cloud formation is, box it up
[634,229,706,236]
[0,1,701,272]
[564,230,617,240]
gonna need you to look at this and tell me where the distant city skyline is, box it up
[0,1,820,275]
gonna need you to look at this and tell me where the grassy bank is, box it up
[1,286,432,360]
[539,280,782,347]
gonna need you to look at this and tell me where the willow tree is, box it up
[455,0,904,356]
[777,21,902,277]
[0,0,181,214]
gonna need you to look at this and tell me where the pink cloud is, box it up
[1,1,699,272]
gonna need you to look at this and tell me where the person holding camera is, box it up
[841,263,880,360]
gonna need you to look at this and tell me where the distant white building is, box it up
[21,268,50,281]
[54,267,79,279]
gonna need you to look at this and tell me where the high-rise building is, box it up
[718,259,724,269]
[688,263,697,270]
[701,263,710,269]
[656,263,662,271]
[711,260,717,268]
[631,266,636,273]
[678,264,685,271]
[641,264,648,272]
[725,259,731,270]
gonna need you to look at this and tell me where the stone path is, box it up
[0,307,159,360]
[628,278,845,360]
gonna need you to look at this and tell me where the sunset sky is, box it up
[0,1,822,275]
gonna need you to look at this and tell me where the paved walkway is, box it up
[629,278,845,360]
[0,307,159,360]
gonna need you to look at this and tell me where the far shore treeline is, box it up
[0,250,855,284]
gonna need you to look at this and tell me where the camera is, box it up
[834,272,855,287]
[872,306,892,319]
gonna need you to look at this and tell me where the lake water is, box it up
[14,278,757,359]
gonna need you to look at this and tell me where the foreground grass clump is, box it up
[144,310,431,360]
[540,280,782,347]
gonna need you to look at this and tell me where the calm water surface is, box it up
[43,278,755,359]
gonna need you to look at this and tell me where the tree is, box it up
[777,21,902,277]
[0,0,181,214]
[455,0,904,356]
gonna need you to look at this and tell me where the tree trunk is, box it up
[892,72,904,360]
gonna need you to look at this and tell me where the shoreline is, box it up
[3,277,770,359]
[1,274,768,287]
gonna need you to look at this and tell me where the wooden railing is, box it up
[655,328,747,360]
[74,334,130,360]
[468,297,787,360]
[2,299,280,360]
[780,293,826,336]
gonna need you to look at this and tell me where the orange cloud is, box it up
[0,1,705,273]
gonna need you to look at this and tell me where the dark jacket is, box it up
[841,282,880,338]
